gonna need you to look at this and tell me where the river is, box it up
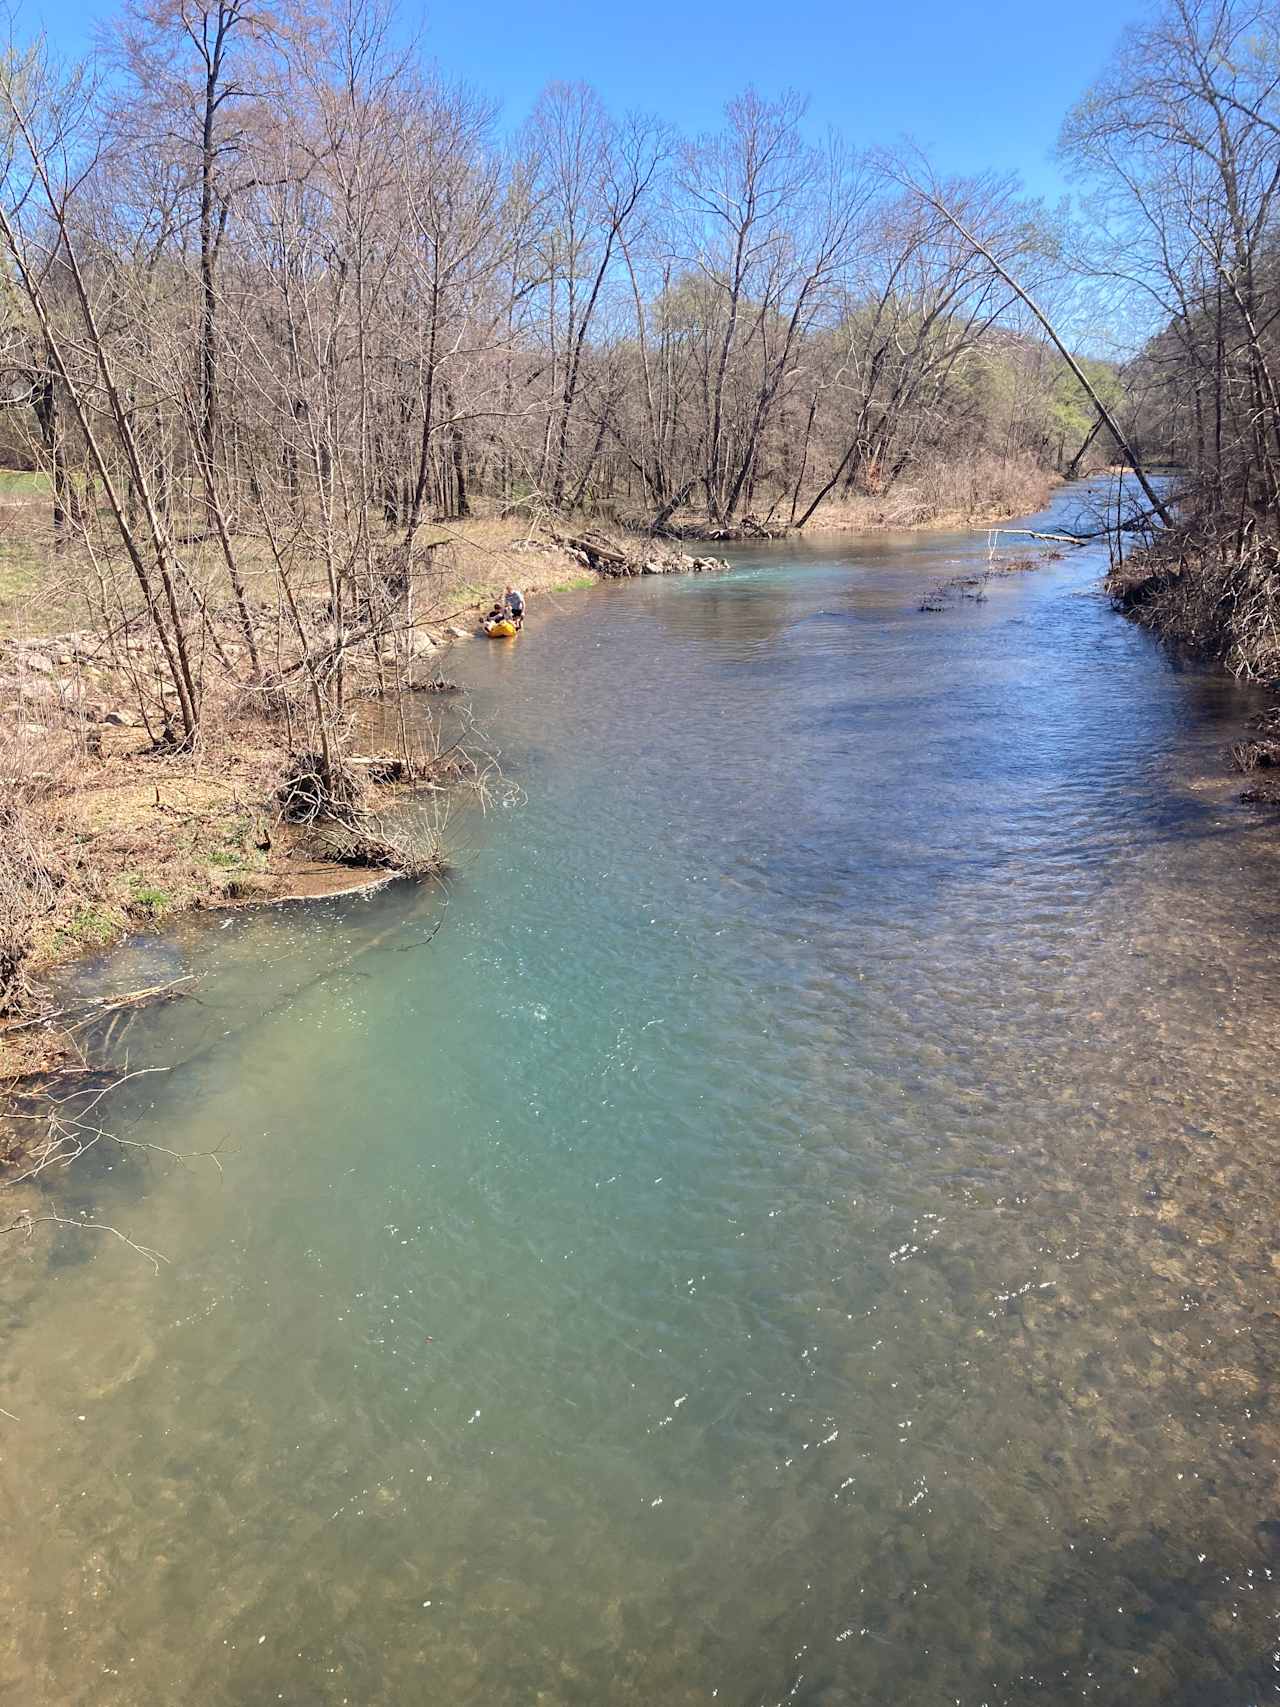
[4,479,1280,1705]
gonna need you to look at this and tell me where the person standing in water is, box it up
[504,585,525,629]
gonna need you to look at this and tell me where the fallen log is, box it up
[549,529,630,570]
[988,528,1093,546]
[0,974,195,1038]
[547,528,730,579]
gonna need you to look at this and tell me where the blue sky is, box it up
[34,0,1137,204]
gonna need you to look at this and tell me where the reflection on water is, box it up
[4,480,1280,1705]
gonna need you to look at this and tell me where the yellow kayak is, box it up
[483,618,518,637]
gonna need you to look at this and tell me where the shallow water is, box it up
[5,480,1280,1705]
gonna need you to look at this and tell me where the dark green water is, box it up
[5,482,1280,1705]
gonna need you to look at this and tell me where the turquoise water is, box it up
[5,483,1280,1704]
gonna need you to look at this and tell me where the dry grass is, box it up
[410,510,645,603]
[647,452,1058,538]
[0,690,463,1052]
[0,482,571,1023]
[2,706,280,980]
[0,495,603,661]
[799,452,1058,534]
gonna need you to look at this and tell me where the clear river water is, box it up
[5,480,1280,1705]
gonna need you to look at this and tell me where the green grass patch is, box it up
[126,878,172,918]
[0,533,86,639]
[56,905,121,949]
[205,817,267,874]
[0,538,51,608]
[551,574,597,592]
[0,469,50,498]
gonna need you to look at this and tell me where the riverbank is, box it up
[0,479,1062,1055]
[1106,521,1280,802]
[0,526,672,1063]
[657,454,1060,539]
[1106,524,1280,683]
